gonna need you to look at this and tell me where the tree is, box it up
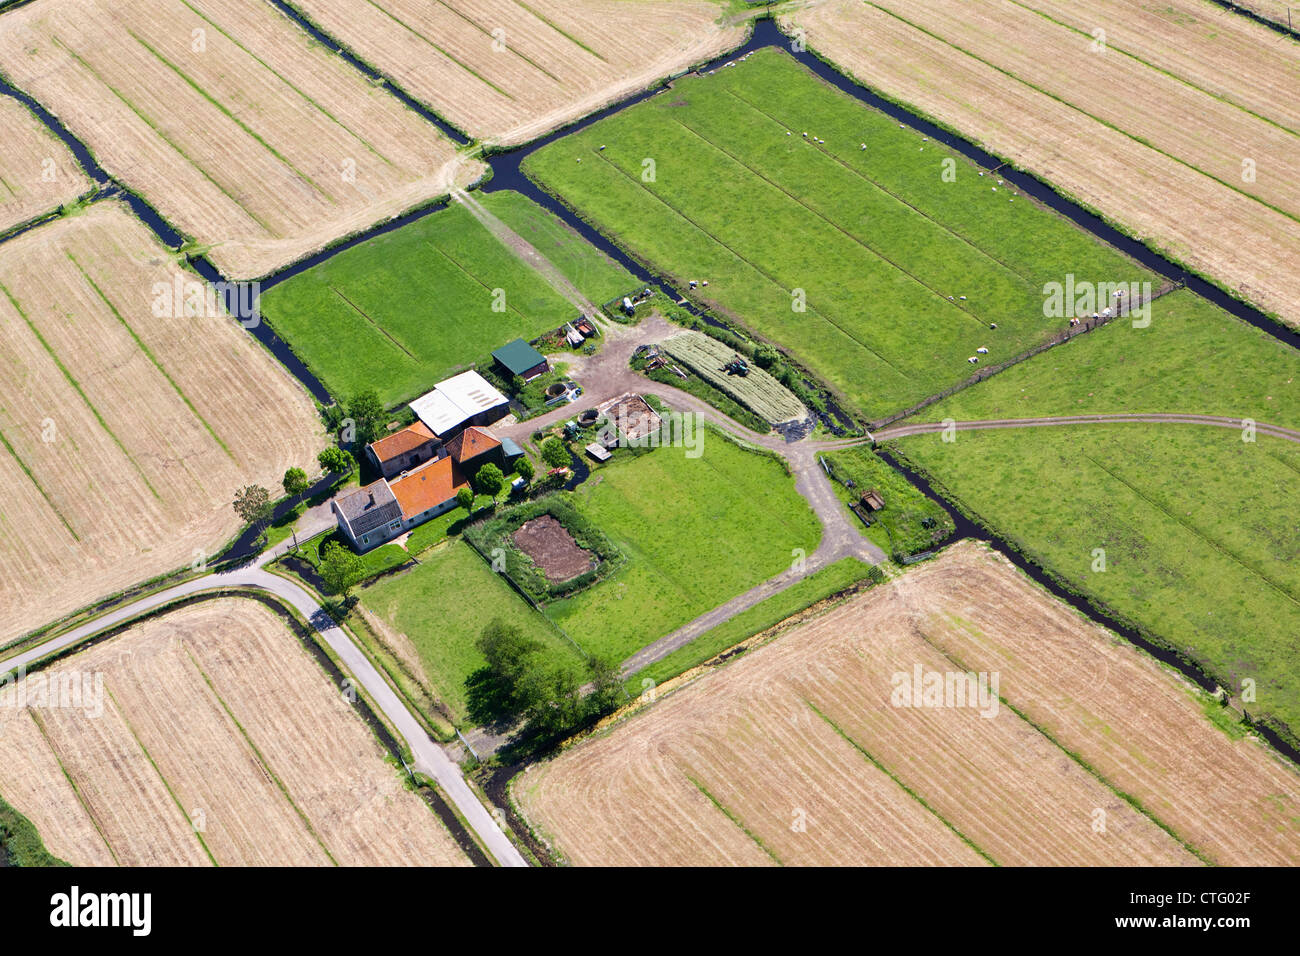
[282,466,309,503]
[456,485,475,516]
[347,389,387,446]
[317,445,355,476]
[520,663,584,739]
[476,619,544,710]
[474,462,505,503]
[232,484,272,537]
[319,541,364,598]
[586,656,624,718]
[514,456,535,484]
[541,436,570,469]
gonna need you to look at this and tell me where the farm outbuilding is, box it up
[492,338,550,382]
[410,370,509,439]
[446,425,504,471]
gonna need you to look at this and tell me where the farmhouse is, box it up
[492,338,549,382]
[409,370,509,439]
[333,455,470,551]
[332,481,404,552]
[390,457,469,526]
[367,422,442,479]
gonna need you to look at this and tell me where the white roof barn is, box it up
[409,370,509,438]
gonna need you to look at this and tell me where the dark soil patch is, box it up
[512,515,594,583]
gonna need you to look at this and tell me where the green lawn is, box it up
[523,47,1150,421]
[893,424,1300,741]
[545,430,822,662]
[260,190,635,407]
[360,541,582,724]
[919,291,1300,429]
[626,556,880,690]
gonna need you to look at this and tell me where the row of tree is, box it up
[231,444,359,546]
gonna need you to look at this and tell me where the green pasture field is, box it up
[626,556,879,690]
[523,47,1149,421]
[546,430,821,663]
[360,541,582,724]
[261,190,635,407]
[917,291,1300,428]
[892,424,1300,740]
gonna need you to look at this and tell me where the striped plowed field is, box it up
[0,0,474,278]
[513,543,1274,866]
[0,94,91,236]
[0,598,471,866]
[284,0,748,145]
[0,203,323,644]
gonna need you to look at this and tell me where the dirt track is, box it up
[872,413,1300,445]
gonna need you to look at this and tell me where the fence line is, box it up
[869,281,1181,430]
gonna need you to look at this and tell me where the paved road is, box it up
[2,553,528,869]
[873,413,1300,444]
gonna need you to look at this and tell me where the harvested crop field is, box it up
[513,515,593,583]
[0,598,470,866]
[517,542,1300,865]
[0,0,475,279]
[0,94,91,236]
[0,204,323,644]
[902,544,1300,866]
[661,331,806,425]
[781,0,1300,328]
[283,0,747,145]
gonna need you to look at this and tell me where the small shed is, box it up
[862,489,885,512]
[492,338,549,382]
[585,442,612,462]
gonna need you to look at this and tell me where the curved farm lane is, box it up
[1,558,528,869]
[871,413,1300,445]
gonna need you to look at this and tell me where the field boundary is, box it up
[879,445,1300,763]
[870,280,1180,429]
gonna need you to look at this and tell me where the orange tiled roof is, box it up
[369,422,437,463]
[388,456,468,520]
[446,426,501,463]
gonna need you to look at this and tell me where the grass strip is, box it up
[26,709,119,864]
[683,771,782,864]
[103,685,219,866]
[0,278,161,500]
[66,250,235,461]
[805,698,998,865]
[183,645,339,865]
